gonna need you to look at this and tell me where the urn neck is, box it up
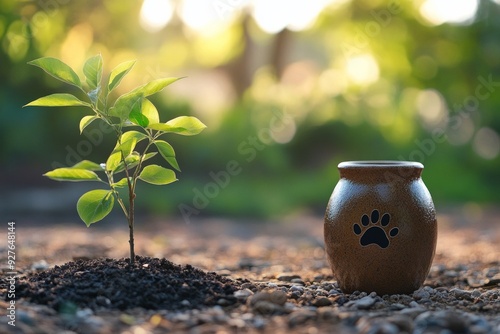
[338,161,423,183]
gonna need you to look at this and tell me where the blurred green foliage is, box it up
[1,0,499,219]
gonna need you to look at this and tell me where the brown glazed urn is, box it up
[324,161,437,295]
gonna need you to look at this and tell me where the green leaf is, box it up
[166,116,206,135]
[129,112,149,127]
[106,151,122,172]
[154,140,180,171]
[77,189,114,226]
[114,151,157,174]
[28,57,81,88]
[24,93,90,108]
[148,116,206,136]
[114,152,141,173]
[113,136,137,158]
[147,123,181,132]
[83,54,103,90]
[111,131,146,160]
[141,99,160,124]
[129,98,149,127]
[121,130,148,144]
[70,160,103,171]
[109,92,142,121]
[44,168,101,182]
[80,115,98,134]
[130,77,182,97]
[112,177,130,188]
[108,60,136,92]
[139,165,177,185]
[143,152,157,161]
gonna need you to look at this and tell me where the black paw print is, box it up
[353,209,399,248]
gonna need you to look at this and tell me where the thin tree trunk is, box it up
[128,189,135,265]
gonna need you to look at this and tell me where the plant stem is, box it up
[121,157,136,265]
[128,182,135,265]
[126,137,155,265]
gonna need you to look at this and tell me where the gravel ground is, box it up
[0,207,499,333]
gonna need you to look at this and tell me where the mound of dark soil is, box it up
[14,256,243,311]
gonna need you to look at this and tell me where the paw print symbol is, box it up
[353,209,399,249]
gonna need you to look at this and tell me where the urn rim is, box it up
[338,160,424,169]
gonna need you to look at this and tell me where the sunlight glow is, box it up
[140,0,174,33]
[345,54,379,85]
[179,0,237,33]
[252,0,332,33]
[419,0,479,25]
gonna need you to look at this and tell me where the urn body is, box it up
[324,161,437,295]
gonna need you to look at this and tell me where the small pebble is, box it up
[76,308,93,318]
[347,296,376,310]
[253,316,267,329]
[227,318,246,328]
[414,310,470,334]
[270,290,288,305]
[234,289,253,299]
[471,289,481,298]
[249,290,287,307]
[409,301,420,308]
[252,301,283,315]
[277,273,301,282]
[241,282,255,290]
[386,315,414,333]
[312,297,332,307]
[217,269,231,276]
[313,275,324,282]
[389,303,406,310]
[451,288,473,300]
[357,319,399,334]
[413,288,431,300]
[290,285,304,292]
[217,298,231,306]
[328,289,340,296]
[288,310,316,327]
[31,260,49,271]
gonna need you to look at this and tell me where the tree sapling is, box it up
[24,54,206,264]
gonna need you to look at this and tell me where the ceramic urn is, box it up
[324,161,437,295]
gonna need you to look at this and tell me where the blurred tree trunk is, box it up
[221,14,253,98]
[221,16,292,98]
[270,28,291,80]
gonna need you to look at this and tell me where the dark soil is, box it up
[1,210,499,333]
[12,256,243,312]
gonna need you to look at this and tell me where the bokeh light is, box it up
[251,0,333,33]
[473,127,500,159]
[345,54,379,85]
[178,0,237,33]
[446,117,476,146]
[140,0,174,33]
[416,89,448,128]
[419,0,479,25]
